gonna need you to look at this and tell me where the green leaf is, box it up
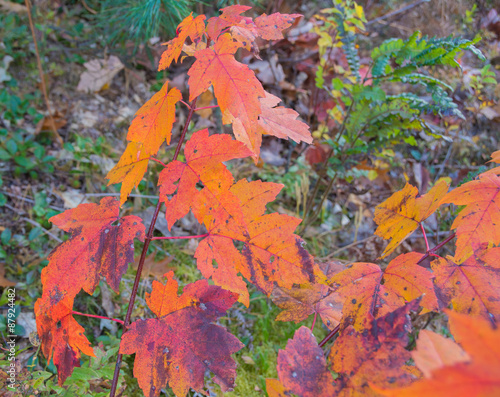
[1,228,11,245]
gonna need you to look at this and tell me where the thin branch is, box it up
[420,223,430,251]
[152,234,208,241]
[25,0,64,147]
[149,157,168,167]
[195,105,219,112]
[319,324,340,347]
[72,311,124,325]
[417,232,456,265]
[109,97,198,397]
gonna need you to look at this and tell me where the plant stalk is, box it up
[109,97,198,396]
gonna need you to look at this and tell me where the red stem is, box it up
[420,223,430,251]
[152,234,208,240]
[417,232,456,265]
[109,97,198,397]
[319,324,340,347]
[71,311,124,325]
[195,105,219,111]
[180,100,190,108]
[149,157,168,167]
[311,312,318,331]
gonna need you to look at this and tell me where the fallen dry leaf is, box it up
[77,56,124,93]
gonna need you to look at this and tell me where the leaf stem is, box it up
[71,311,124,325]
[319,324,340,347]
[109,97,198,397]
[194,105,219,111]
[420,223,430,251]
[151,234,208,240]
[149,157,168,167]
[417,232,456,265]
[311,312,318,331]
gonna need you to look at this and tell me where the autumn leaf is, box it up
[330,299,422,396]
[41,197,145,297]
[374,310,500,397]
[106,142,150,206]
[158,128,252,229]
[253,13,301,40]
[127,82,182,156]
[195,177,323,306]
[374,179,449,258]
[34,295,94,385]
[206,5,252,40]
[35,197,145,384]
[188,34,266,156]
[158,13,206,70]
[258,92,313,144]
[411,330,469,378]
[277,326,337,397]
[265,378,289,397]
[440,172,500,261]
[431,247,500,322]
[272,261,344,329]
[119,271,243,397]
[330,252,437,331]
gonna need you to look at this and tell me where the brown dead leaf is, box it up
[134,251,175,279]
[0,263,16,287]
[36,110,67,134]
[77,56,124,93]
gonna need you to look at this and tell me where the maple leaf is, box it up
[187,34,266,156]
[374,310,500,397]
[330,252,437,331]
[158,128,252,229]
[277,326,337,397]
[374,179,449,258]
[411,329,469,378]
[41,197,145,297]
[272,261,344,329]
[431,247,500,322]
[35,197,145,383]
[206,5,252,40]
[330,300,422,396]
[119,271,243,397]
[127,82,182,156]
[158,13,206,70]
[253,13,301,40]
[106,142,150,206]
[440,172,500,261]
[257,92,313,144]
[195,177,323,306]
[34,295,94,385]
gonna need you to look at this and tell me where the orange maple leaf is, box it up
[34,295,94,385]
[127,82,182,156]
[158,13,206,70]
[106,142,150,206]
[431,247,500,322]
[35,197,145,383]
[158,128,252,229]
[254,13,301,40]
[330,252,438,331]
[374,310,500,396]
[258,91,313,144]
[119,271,243,397]
[374,179,449,258]
[195,177,322,306]
[272,261,344,329]
[411,329,469,378]
[188,34,266,156]
[441,172,500,261]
